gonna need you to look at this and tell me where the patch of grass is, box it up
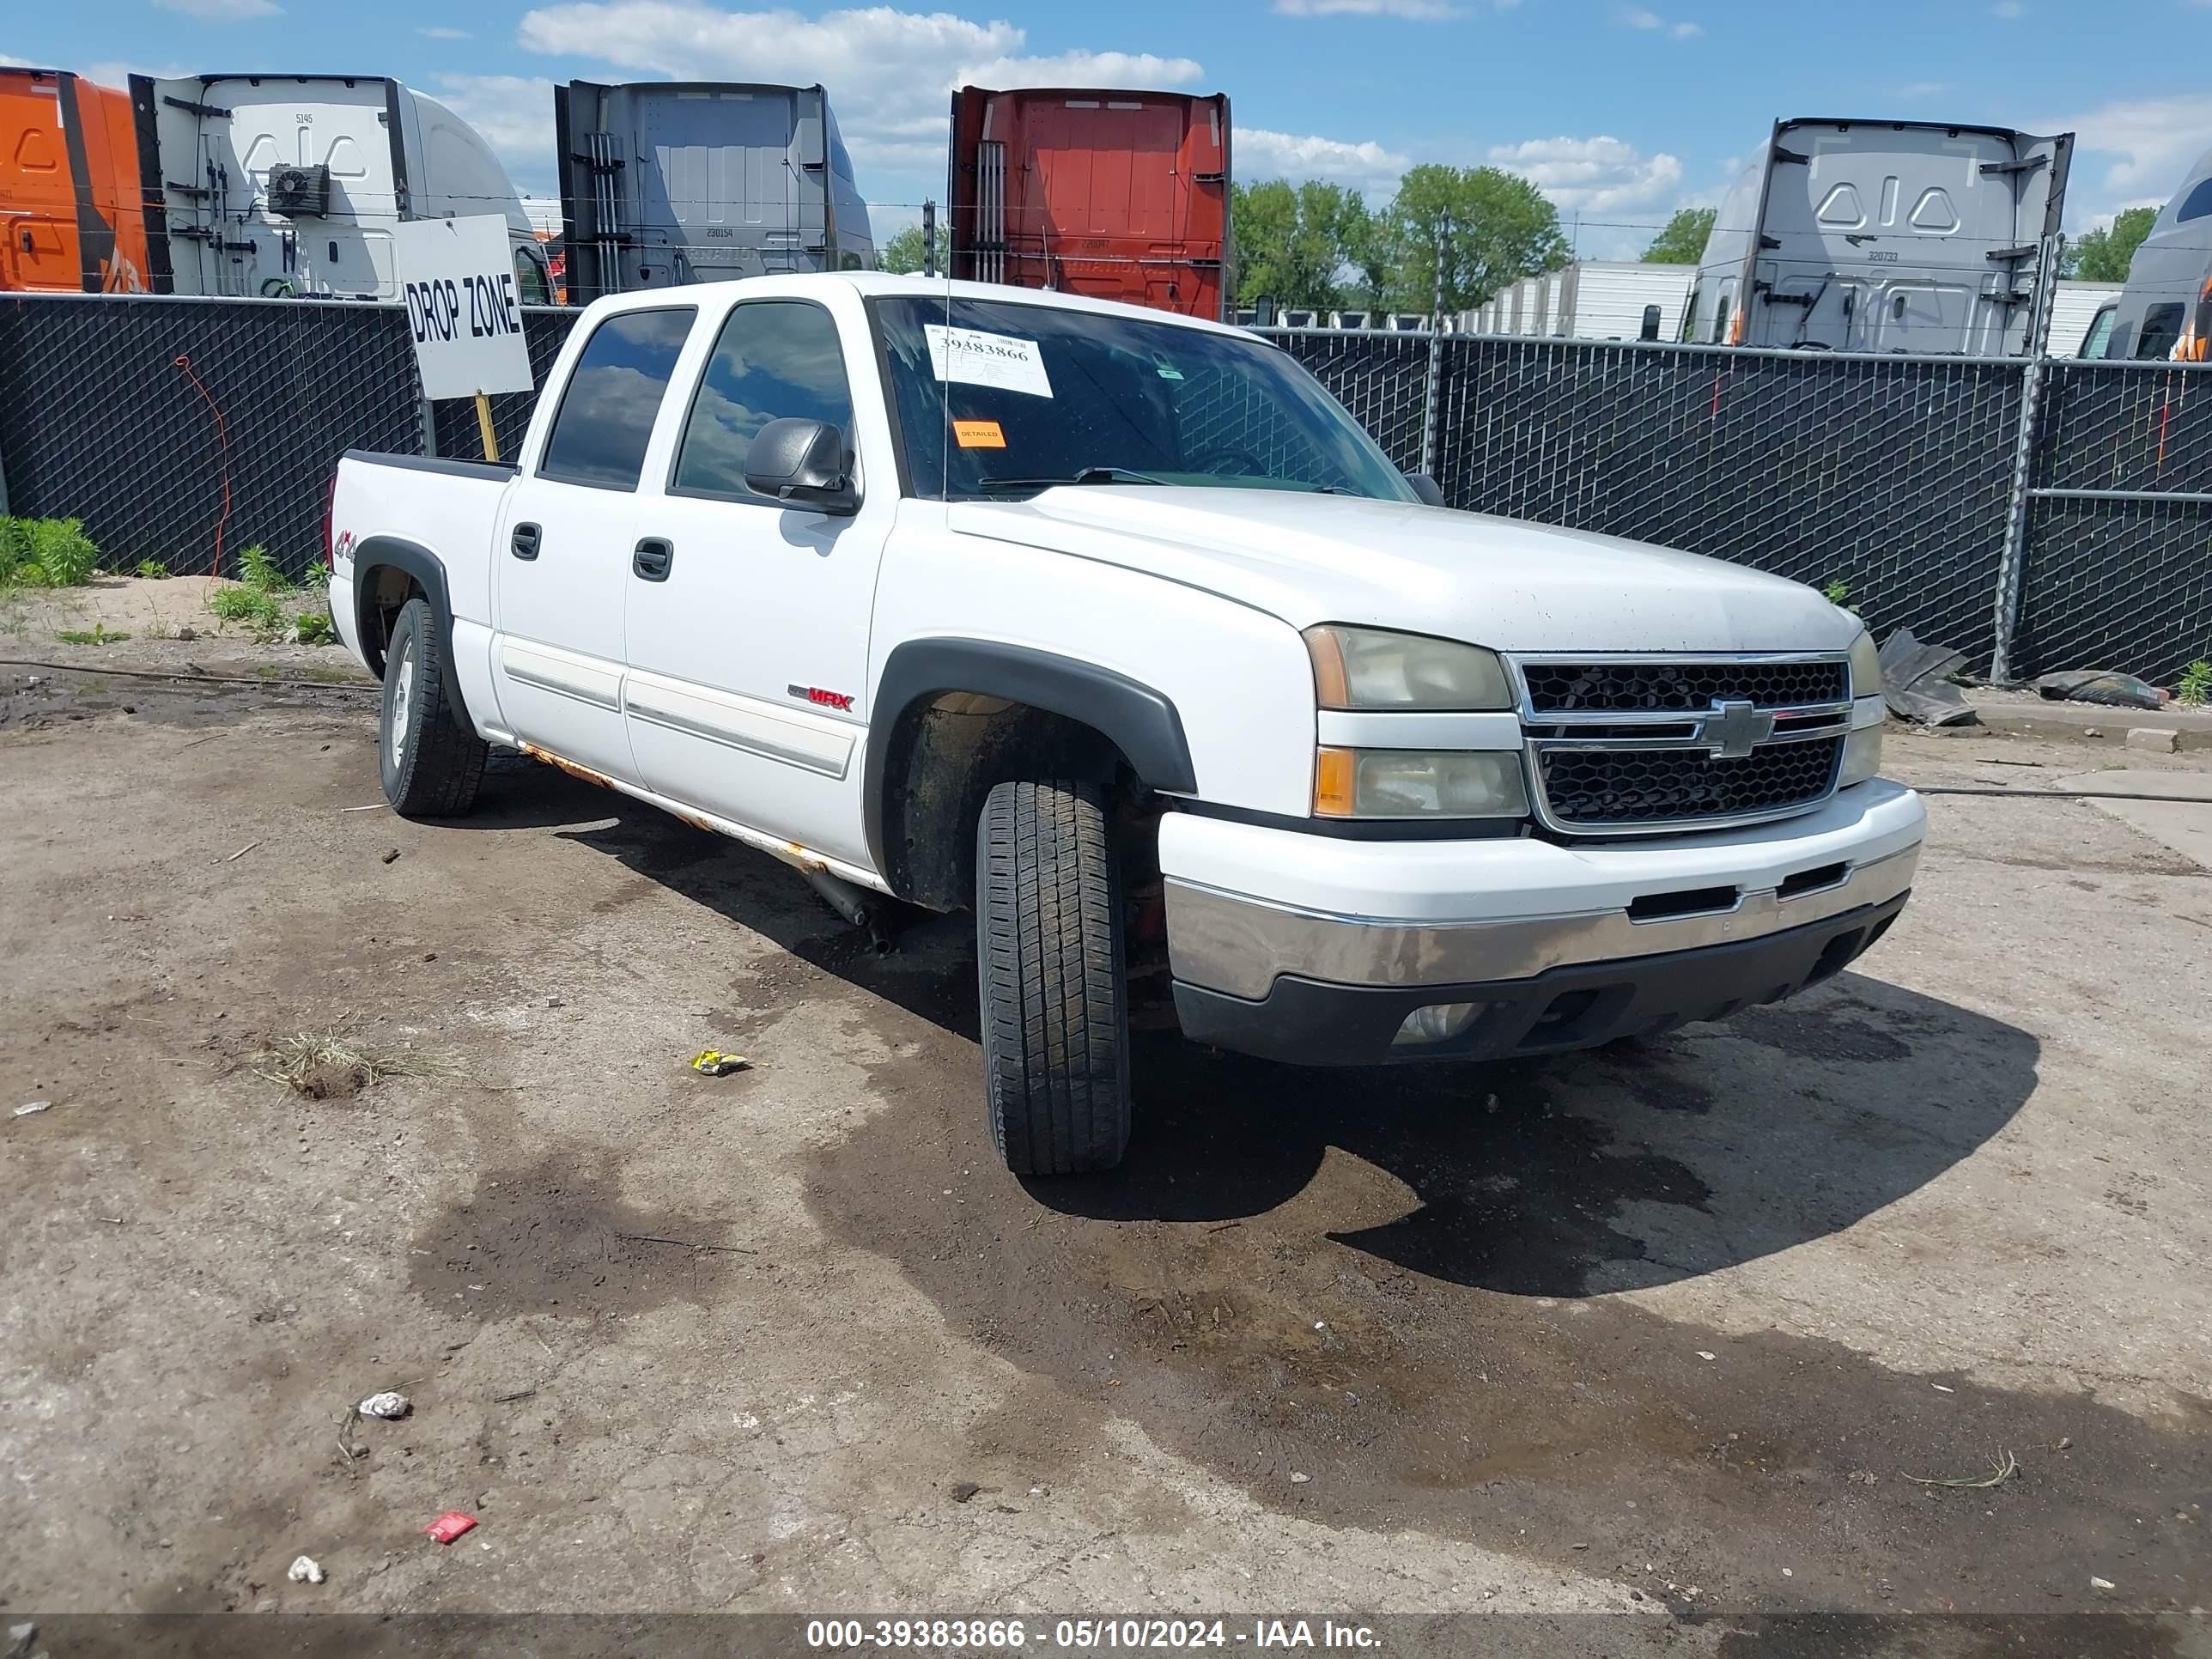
[135,558,173,580]
[295,609,338,646]
[55,623,131,646]
[0,516,101,589]
[2178,659,2212,708]
[251,1029,445,1099]
[208,582,287,635]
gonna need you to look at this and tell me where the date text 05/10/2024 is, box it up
[803,1620,1382,1650]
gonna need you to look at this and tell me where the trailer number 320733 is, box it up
[404,272,524,346]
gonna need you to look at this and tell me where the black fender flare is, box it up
[350,535,452,679]
[862,638,1197,878]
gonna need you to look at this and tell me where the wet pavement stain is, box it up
[410,1149,749,1321]
[799,952,2211,1620]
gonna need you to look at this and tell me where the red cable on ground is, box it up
[172,355,233,578]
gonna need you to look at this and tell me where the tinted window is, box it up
[672,301,854,500]
[514,247,550,305]
[538,308,695,488]
[2179,178,2212,223]
[2136,302,2185,360]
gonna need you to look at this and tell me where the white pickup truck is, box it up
[330,272,1924,1176]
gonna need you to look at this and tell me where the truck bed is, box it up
[329,450,514,671]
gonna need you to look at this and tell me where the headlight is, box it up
[1316,747,1530,818]
[1848,629,1882,699]
[1838,722,1883,789]
[1306,625,1513,710]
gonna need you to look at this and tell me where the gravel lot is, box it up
[2,650,2207,1649]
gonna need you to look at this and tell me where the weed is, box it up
[2179,659,2212,708]
[295,608,338,646]
[1822,579,1858,615]
[0,516,100,588]
[140,599,177,641]
[240,544,294,593]
[208,583,287,635]
[135,558,173,580]
[56,623,131,646]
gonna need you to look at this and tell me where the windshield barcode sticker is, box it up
[925,325,1054,399]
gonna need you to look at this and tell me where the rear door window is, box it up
[538,307,696,489]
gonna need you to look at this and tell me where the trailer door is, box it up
[633,87,811,282]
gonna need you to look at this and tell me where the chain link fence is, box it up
[1,293,2207,686]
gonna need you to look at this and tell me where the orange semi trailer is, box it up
[0,68,163,293]
[947,86,1230,321]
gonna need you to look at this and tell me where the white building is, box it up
[2045,279,2121,357]
[1464,262,1696,342]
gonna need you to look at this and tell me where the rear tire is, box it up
[975,780,1132,1175]
[379,596,488,818]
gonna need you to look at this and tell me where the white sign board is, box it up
[393,216,535,402]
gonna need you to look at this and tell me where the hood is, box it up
[946,488,1859,655]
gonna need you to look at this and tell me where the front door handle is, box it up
[511,521,541,561]
[632,537,674,582]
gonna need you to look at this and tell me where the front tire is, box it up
[379,596,488,818]
[975,780,1132,1175]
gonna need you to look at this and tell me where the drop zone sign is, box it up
[393,216,535,402]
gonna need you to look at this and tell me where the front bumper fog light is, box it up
[1838,721,1884,789]
[1394,1000,1486,1047]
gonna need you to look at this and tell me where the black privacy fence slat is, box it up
[2,295,2209,686]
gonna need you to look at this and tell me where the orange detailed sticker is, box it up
[954,419,1006,449]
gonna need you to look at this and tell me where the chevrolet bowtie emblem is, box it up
[1700,700,1775,760]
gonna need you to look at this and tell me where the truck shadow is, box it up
[496,763,2039,1300]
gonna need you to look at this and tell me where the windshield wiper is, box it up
[977,466,1167,493]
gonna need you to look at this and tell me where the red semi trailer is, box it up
[947,86,1230,321]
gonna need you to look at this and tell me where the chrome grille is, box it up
[1522,659,1850,713]
[1513,653,1853,836]
[1539,736,1844,829]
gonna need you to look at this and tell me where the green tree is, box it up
[1231,179,1376,310]
[1382,164,1570,314]
[878,222,944,275]
[2064,206,2156,282]
[1642,206,1716,264]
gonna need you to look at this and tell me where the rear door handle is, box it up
[511,522,541,561]
[632,537,674,582]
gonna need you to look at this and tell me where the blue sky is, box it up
[10,0,2210,254]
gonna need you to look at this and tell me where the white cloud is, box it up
[432,74,560,189]
[87,58,192,83]
[515,3,1201,198]
[1486,134,1685,216]
[2046,93,2212,217]
[419,25,472,38]
[152,0,281,17]
[1898,80,1952,98]
[1273,0,1463,17]
[1616,6,1699,34]
[1237,128,1413,195]
[1991,0,2023,15]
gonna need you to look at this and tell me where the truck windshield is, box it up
[869,296,1416,503]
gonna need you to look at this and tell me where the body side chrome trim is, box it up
[1164,842,1918,1000]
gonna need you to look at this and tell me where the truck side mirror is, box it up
[744,418,860,516]
[1404,472,1446,507]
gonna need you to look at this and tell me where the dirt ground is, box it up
[2,647,2209,1649]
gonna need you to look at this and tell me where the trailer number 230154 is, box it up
[404,272,525,347]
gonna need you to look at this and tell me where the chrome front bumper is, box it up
[1166,842,1921,1003]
